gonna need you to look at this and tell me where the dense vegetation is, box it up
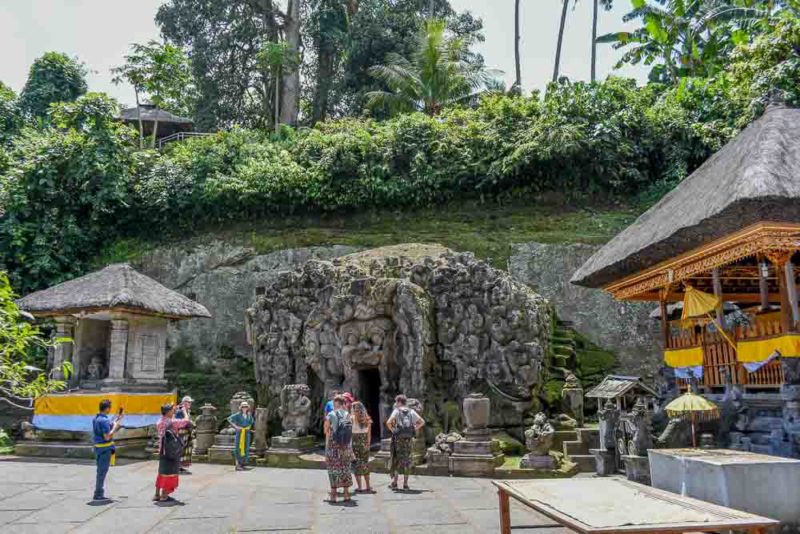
[2,2,800,298]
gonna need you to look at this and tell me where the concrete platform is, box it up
[649,448,800,527]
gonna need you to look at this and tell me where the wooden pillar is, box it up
[498,489,511,534]
[659,295,670,348]
[712,268,726,330]
[773,256,793,334]
[759,258,770,310]
[785,259,800,330]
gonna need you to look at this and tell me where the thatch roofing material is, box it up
[572,105,800,289]
[17,264,211,319]
[118,105,192,125]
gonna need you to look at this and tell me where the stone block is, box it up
[519,453,556,470]
[622,454,650,485]
[650,448,800,527]
[590,448,617,476]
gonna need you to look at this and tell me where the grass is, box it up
[97,200,639,269]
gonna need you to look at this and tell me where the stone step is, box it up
[577,428,600,449]
[568,454,596,473]
[563,439,591,456]
[552,430,578,453]
[552,345,575,357]
[550,336,577,347]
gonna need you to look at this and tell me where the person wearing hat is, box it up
[342,392,354,411]
[227,401,255,471]
[175,396,194,473]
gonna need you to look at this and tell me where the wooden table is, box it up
[493,478,780,534]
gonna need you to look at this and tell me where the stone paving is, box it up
[0,458,570,533]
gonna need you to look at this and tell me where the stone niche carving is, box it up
[247,245,552,434]
[279,384,312,437]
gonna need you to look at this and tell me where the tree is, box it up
[111,41,195,148]
[598,0,772,83]
[365,19,495,116]
[280,0,302,127]
[554,0,571,82]
[0,271,70,410]
[19,52,87,120]
[591,1,615,81]
[515,0,522,90]
[0,82,21,145]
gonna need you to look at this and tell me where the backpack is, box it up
[331,410,353,446]
[394,408,416,438]
[161,422,185,461]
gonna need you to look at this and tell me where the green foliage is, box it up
[0,82,21,146]
[18,52,87,120]
[365,18,494,116]
[0,272,70,410]
[0,93,135,293]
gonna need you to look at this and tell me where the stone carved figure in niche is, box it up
[278,384,312,437]
[597,400,620,450]
[86,356,104,380]
[340,318,393,369]
[561,373,584,427]
[628,397,653,456]
[525,413,555,455]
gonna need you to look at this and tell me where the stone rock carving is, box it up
[278,384,312,437]
[597,400,620,450]
[86,356,104,380]
[561,373,584,427]
[246,245,552,434]
[520,412,556,469]
[429,432,464,455]
[524,413,555,455]
[254,407,269,455]
[628,397,653,457]
[194,403,218,455]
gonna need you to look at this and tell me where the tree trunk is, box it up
[134,89,144,149]
[151,116,160,149]
[311,48,336,125]
[429,0,435,18]
[553,0,569,83]
[275,68,281,134]
[591,0,599,82]
[279,0,301,127]
[514,0,522,90]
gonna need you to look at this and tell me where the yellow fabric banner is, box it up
[664,346,704,368]
[737,334,800,363]
[34,392,176,416]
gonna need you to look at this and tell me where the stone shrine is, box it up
[590,400,620,475]
[520,413,556,470]
[561,373,584,428]
[426,432,463,475]
[449,393,505,476]
[619,398,653,484]
[266,385,315,465]
[246,244,552,441]
[193,403,218,456]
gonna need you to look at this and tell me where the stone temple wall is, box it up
[246,245,553,436]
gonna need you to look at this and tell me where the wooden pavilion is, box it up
[572,103,800,393]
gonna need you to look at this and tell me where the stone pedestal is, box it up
[622,454,650,485]
[193,404,218,456]
[426,450,451,475]
[519,453,555,470]
[449,428,505,476]
[590,448,617,476]
[207,430,238,463]
[265,434,316,467]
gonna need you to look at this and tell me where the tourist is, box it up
[92,399,123,502]
[228,401,255,471]
[324,389,341,415]
[174,395,194,474]
[154,403,192,502]
[350,401,373,493]
[323,395,353,503]
[342,392,354,411]
[386,394,425,491]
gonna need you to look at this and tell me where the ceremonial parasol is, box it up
[680,286,736,351]
[664,391,720,447]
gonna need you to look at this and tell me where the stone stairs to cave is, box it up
[550,319,578,378]
[561,427,599,473]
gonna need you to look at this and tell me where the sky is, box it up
[0,0,649,108]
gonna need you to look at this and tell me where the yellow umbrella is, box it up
[665,391,720,447]
[680,285,736,352]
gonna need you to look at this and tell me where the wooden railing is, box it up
[671,313,785,390]
[157,131,213,149]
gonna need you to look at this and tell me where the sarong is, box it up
[155,453,180,495]
[179,427,193,468]
[351,433,370,476]
[390,435,414,475]
[325,441,353,488]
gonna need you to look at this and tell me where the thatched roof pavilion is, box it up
[572,104,800,292]
[117,104,193,140]
[18,264,209,388]
[570,104,800,392]
[18,263,210,319]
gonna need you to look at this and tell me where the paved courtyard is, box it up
[0,458,570,533]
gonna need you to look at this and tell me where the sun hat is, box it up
[181,395,194,403]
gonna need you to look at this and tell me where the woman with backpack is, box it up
[154,403,192,502]
[350,401,373,493]
[323,395,353,503]
[228,401,255,471]
[386,394,425,491]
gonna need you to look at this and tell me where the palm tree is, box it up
[591,1,615,82]
[597,0,771,83]
[553,0,571,82]
[515,0,522,90]
[366,19,496,116]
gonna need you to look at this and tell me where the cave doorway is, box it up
[358,368,382,442]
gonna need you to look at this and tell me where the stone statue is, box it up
[520,412,556,469]
[428,432,463,455]
[597,400,620,450]
[550,413,578,430]
[628,397,653,457]
[193,403,218,455]
[86,356,104,380]
[561,373,584,427]
[278,384,312,437]
[524,413,555,455]
[248,246,552,435]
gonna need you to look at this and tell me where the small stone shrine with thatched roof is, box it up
[18,263,210,391]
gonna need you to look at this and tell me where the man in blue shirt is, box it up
[92,399,123,502]
[324,389,340,416]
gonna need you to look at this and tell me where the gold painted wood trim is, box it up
[605,222,800,300]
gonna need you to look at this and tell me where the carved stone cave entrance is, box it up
[357,367,382,441]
